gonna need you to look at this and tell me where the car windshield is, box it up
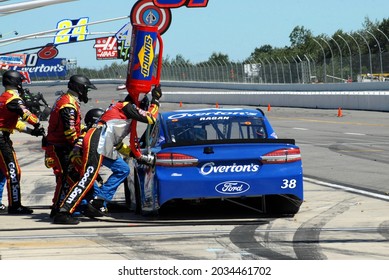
[165,115,267,143]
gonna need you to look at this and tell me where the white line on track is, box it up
[344,132,366,136]
[293,127,309,130]
[304,177,389,201]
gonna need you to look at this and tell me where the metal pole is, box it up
[338,34,353,80]
[356,32,373,76]
[304,54,312,83]
[264,57,273,83]
[346,33,362,76]
[292,56,300,83]
[308,54,317,80]
[376,28,389,43]
[312,38,327,82]
[270,57,279,83]
[366,30,383,75]
[258,58,267,83]
[284,56,293,83]
[277,57,286,83]
[330,37,343,80]
[321,38,335,82]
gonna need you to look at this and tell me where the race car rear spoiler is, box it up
[162,138,296,148]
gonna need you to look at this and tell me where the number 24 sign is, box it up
[152,0,208,8]
[54,17,89,45]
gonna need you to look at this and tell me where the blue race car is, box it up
[126,107,303,216]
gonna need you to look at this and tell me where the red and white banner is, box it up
[93,37,118,60]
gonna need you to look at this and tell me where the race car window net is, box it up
[165,116,268,143]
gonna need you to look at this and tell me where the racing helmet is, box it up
[68,74,97,104]
[84,108,104,129]
[2,70,25,92]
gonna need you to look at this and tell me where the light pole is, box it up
[321,38,335,82]
[366,30,383,75]
[346,33,362,76]
[338,34,353,80]
[331,37,343,80]
[356,32,373,76]
[312,38,327,82]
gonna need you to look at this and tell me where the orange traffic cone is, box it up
[337,107,343,117]
[215,102,219,108]
[267,104,271,111]
[179,101,183,107]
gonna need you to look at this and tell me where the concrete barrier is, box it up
[161,81,389,112]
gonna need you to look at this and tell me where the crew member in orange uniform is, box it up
[53,85,162,224]
[45,74,97,217]
[0,70,45,214]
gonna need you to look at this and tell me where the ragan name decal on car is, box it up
[167,110,258,120]
[200,162,259,175]
[215,181,250,194]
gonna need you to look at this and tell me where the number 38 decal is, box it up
[281,179,297,189]
[54,17,89,45]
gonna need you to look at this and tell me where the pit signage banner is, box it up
[94,37,118,60]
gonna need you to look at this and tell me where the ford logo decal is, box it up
[215,181,250,194]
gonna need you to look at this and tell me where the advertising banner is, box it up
[12,56,67,78]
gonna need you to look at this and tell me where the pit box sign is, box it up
[94,37,118,60]
[13,56,67,78]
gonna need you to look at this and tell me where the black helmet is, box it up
[84,108,104,129]
[68,74,97,103]
[2,70,25,92]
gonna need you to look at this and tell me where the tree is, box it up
[289,25,312,48]
[207,52,229,64]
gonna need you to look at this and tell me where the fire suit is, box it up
[58,97,159,214]
[0,89,41,208]
[45,91,84,210]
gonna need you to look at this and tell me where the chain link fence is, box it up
[25,51,389,84]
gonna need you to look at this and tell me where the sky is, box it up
[2,0,389,68]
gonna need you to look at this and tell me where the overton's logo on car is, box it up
[215,181,250,195]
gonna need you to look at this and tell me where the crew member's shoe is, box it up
[0,203,7,213]
[8,205,33,214]
[53,212,79,225]
[49,207,59,218]
[84,198,108,218]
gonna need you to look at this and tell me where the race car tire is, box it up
[264,194,302,215]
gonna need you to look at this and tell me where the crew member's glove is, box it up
[115,142,137,158]
[31,123,45,137]
[151,85,162,100]
[69,148,82,167]
[115,142,131,157]
[137,153,156,167]
[44,153,55,168]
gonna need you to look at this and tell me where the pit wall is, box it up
[160,81,389,112]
